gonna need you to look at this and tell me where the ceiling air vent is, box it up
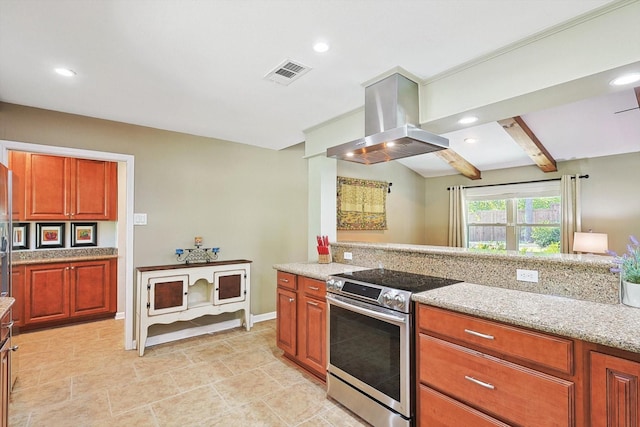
[264,59,311,86]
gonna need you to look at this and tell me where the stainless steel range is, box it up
[326,268,461,427]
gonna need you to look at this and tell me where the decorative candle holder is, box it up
[175,247,219,264]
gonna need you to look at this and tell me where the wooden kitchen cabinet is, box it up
[0,310,11,427]
[276,286,297,356]
[417,304,579,426]
[297,276,327,376]
[276,271,327,379]
[24,259,116,328]
[11,152,117,221]
[591,351,640,427]
[10,266,24,328]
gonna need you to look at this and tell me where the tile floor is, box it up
[9,319,369,426]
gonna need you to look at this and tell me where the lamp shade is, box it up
[573,232,608,254]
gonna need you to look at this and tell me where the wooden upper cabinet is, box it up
[13,152,117,221]
[70,158,117,220]
[8,151,26,221]
[25,153,69,220]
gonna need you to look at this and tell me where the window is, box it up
[465,182,561,254]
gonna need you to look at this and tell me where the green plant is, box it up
[531,226,560,248]
[608,236,640,284]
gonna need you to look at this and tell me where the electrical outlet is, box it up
[343,252,353,260]
[516,269,539,283]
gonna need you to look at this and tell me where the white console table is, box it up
[135,259,251,356]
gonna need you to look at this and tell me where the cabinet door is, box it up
[213,269,246,305]
[69,260,113,317]
[147,275,188,316]
[25,154,70,220]
[24,263,70,323]
[591,351,640,427]
[0,339,8,427]
[298,293,326,376]
[8,151,26,221]
[276,287,297,356]
[70,159,117,220]
[10,266,24,327]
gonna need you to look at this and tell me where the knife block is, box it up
[318,253,331,264]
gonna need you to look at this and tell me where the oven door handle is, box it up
[326,294,407,325]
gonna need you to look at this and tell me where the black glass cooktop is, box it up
[332,268,461,293]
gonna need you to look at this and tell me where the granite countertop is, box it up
[0,298,14,319]
[274,262,640,354]
[12,247,118,265]
[413,283,640,354]
[273,262,369,282]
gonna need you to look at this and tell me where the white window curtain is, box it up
[448,185,466,247]
[560,174,582,253]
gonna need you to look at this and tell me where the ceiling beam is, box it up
[498,116,557,172]
[434,149,482,180]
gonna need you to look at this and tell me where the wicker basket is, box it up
[318,253,331,264]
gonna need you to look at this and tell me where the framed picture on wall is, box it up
[36,223,65,249]
[12,223,29,250]
[71,222,97,247]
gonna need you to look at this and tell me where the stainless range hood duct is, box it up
[327,73,449,164]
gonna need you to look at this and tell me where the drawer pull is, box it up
[308,286,320,291]
[279,279,290,283]
[464,329,494,340]
[465,375,495,390]
[308,301,319,306]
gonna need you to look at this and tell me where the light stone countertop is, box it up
[273,262,640,354]
[413,283,640,354]
[0,298,15,319]
[272,262,369,282]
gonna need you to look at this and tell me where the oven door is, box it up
[326,293,411,418]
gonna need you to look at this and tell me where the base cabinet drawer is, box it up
[419,385,511,427]
[419,305,573,374]
[420,334,574,426]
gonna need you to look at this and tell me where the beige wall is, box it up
[337,160,426,244]
[423,152,640,255]
[0,102,308,315]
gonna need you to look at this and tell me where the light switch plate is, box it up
[133,213,148,225]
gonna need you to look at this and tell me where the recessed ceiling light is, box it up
[458,116,478,125]
[464,138,477,144]
[346,152,354,157]
[386,142,395,147]
[54,67,76,77]
[313,42,330,53]
[609,72,640,86]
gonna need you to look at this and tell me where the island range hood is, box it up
[326,73,449,164]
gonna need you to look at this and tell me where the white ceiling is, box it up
[1,0,638,177]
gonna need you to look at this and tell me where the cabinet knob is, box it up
[289,298,294,303]
[9,345,18,352]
